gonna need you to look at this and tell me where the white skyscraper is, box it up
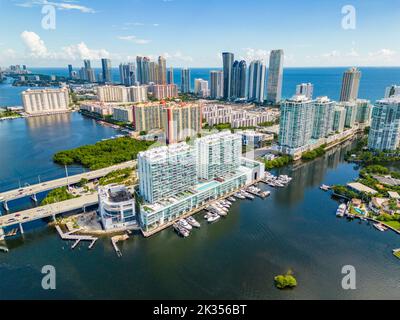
[22,88,70,114]
[340,67,361,102]
[138,143,197,204]
[210,70,223,99]
[278,95,314,149]
[247,60,266,103]
[296,83,314,99]
[368,96,400,151]
[312,96,335,139]
[266,49,284,105]
[195,131,242,181]
[194,78,209,97]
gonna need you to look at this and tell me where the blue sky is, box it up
[0,0,399,68]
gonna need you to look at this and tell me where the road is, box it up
[0,161,136,203]
[0,193,99,229]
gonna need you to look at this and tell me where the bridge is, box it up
[0,160,136,211]
[0,193,99,237]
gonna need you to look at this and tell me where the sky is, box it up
[0,0,399,68]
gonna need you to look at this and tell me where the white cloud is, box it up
[368,48,396,58]
[163,51,193,62]
[118,35,151,45]
[19,31,110,63]
[61,42,110,60]
[240,48,270,62]
[15,0,96,13]
[21,31,49,58]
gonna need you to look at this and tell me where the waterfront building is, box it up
[149,61,160,84]
[231,60,246,100]
[138,143,197,204]
[238,60,247,99]
[266,49,284,105]
[98,184,136,230]
[355,99,372,124]
[340,101,358,128]
[181,68,191,93]
[332,106,346,133]
[194,78,209,97]
[137,134,265,232]
[83,59,96,83]
[113,106,134,123]
[247,60,266,103]
[210,70,224,99]
[312,96,335,139]
[101,58,112,83]
[119,63,136,86]
[136,56,150,85]
[339,67,361,102]
[148,84,178,100]
[68,64,73,79]
[162,102,202,144]
[133,103,163,132]
[368,96,400,151]
[97,85,147,103]
[158,56,167,85]
[385,85,400,98]
[222,52,234,100]
[22,87,70,115]
[167,67,174,84]
[278,95,314,149]
[80,102,114,117]
[195,131,241,181]
[296,83,313,99]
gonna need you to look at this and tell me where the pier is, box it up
[55,225,98,249]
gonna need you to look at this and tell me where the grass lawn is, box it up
[383,220,400,231]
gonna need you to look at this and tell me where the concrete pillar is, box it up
[3,201,9,211]
[19,223,24,235]
[0,227,4,237]
[52,214,56,222]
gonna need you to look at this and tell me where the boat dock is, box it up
[111,234,129,257]
[55,225,98,250]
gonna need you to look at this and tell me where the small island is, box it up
[274,271,298,290]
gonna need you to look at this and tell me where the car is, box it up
[15,214,21,217]
[7,218,16,223]
[22,217,29,220]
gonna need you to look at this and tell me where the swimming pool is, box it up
[354,207,365,215]
[195,180,220,192]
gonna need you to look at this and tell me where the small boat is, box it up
[373,223,387,232]
[320,184,331,191]
[173,223,190,237]
[242,192,255,200]
[186,216,200,228]
[228,197,236,202]
[178,219,192,230]
[207,213,221,223]
[336,203,346,217]
[234,193,245,199]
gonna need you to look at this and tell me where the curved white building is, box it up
[98,184,136,230]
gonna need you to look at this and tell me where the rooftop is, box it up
[347,182,378,195]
